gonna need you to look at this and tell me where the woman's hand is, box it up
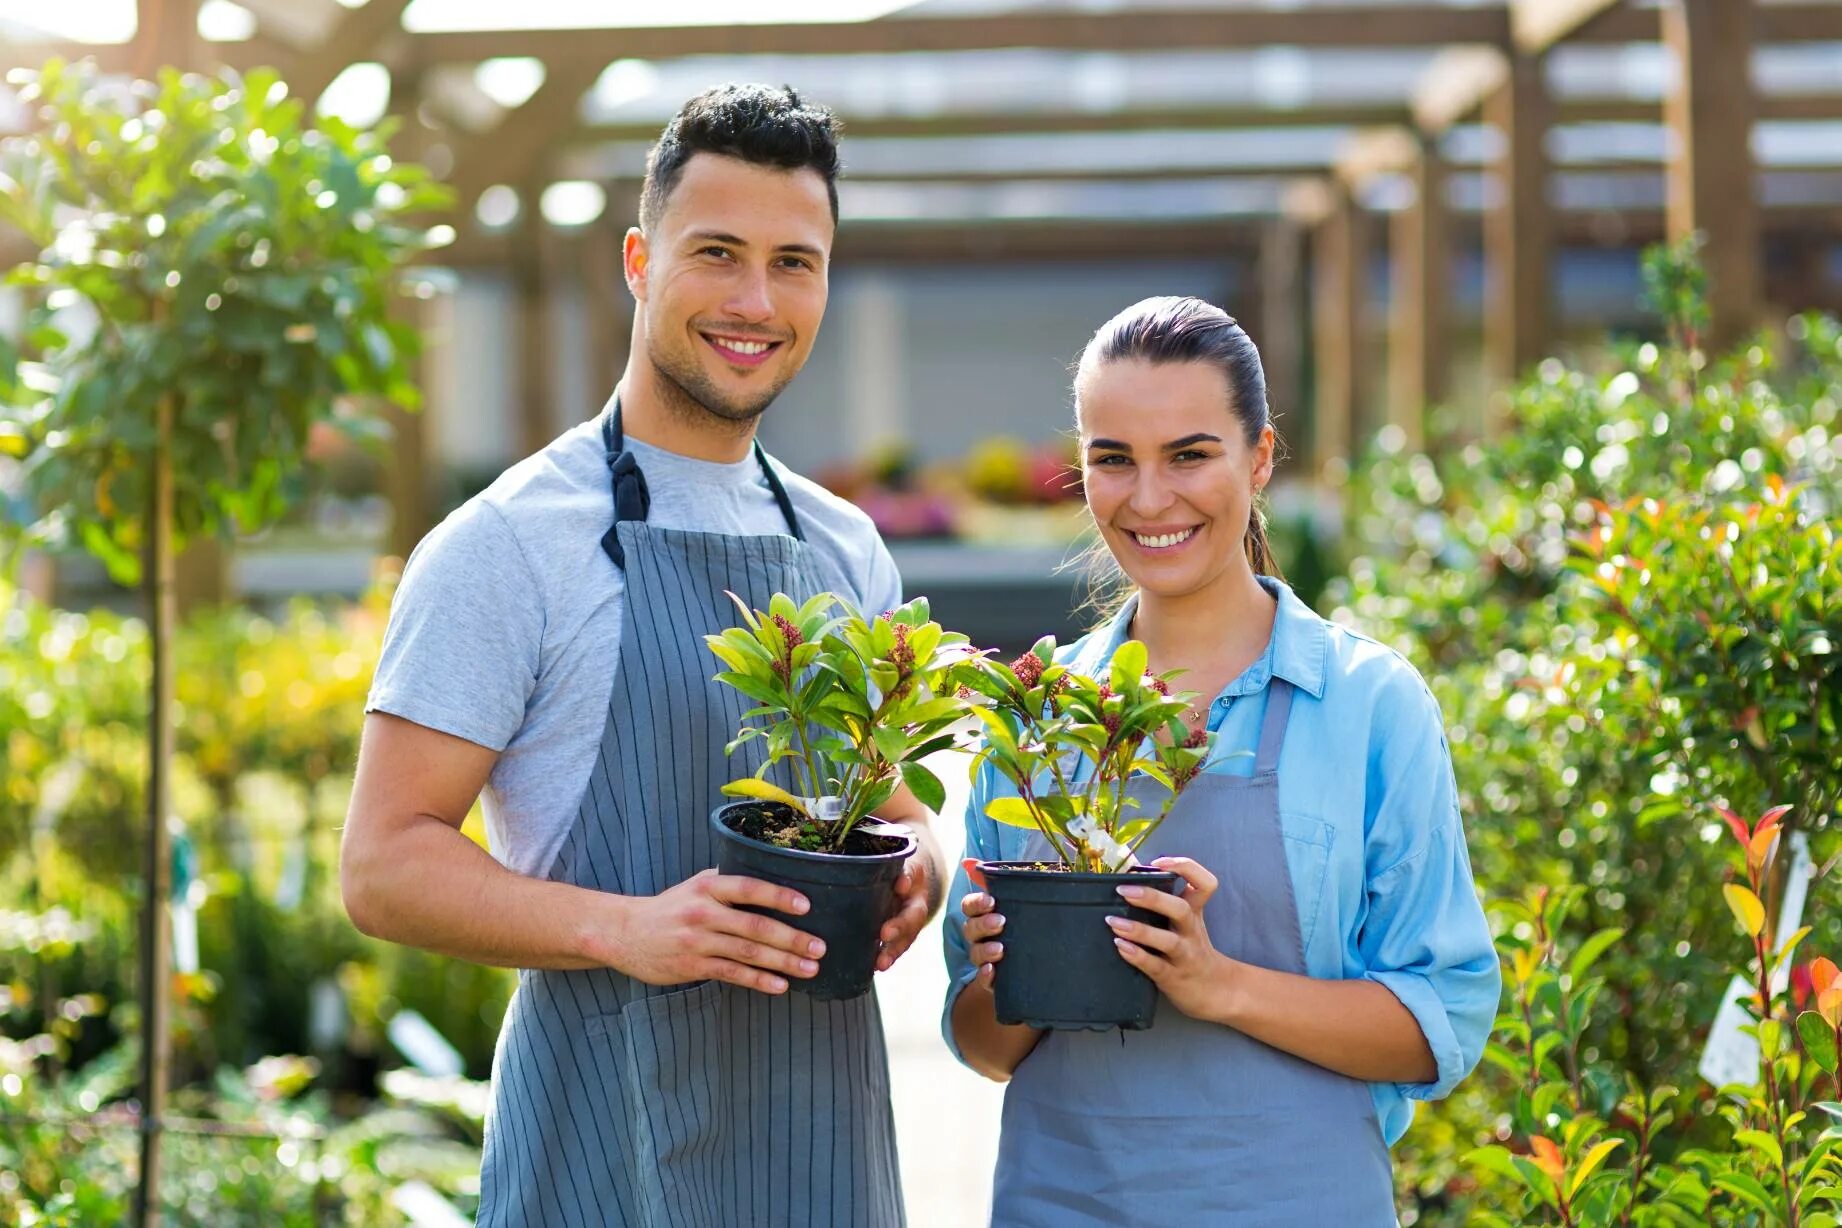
[959,858,1007,989]
[1107,855,1236,1024]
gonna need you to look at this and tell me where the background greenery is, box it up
[4,221,1840,1218]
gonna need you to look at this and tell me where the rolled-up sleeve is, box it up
[941,761,999,1069]
[1357,683,1499,1103]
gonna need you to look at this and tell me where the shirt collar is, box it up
[1074,576,1328,701]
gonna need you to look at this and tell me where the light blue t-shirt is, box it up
[941,577,1499,1145]
[367,395,903,879]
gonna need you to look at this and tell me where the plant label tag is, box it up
[169,901,200,976]
[1698,832,1814,1088]
[1699,974,1763,1089]
[388,1008,465,1077]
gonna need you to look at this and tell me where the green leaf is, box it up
[985,797,1043,831]
[1802,1012,1840,1075]
[1568,927,1626,983]
[898,760,946,814]
[1463,1145,1527,1186]
[1734,1129,1784,1169]
[1712,1171,1780,1218]
[1109,639,1148,692]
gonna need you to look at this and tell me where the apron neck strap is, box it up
[1254,678,1295,774]
[600,398,806,570]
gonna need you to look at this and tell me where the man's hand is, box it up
[875,849,939,972]
[611,868,827,995]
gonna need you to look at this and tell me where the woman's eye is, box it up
[1090,454,1129,467]
[1173,450,1209,463]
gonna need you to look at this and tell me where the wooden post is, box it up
[1389,136,1449,451]
[1259,219,1306,448]
[134,397,177,1228]
[1311,187,1364,483]
[1664,0,1761,351]
[133,0,198,76]
[1483,49,1552,400]
[514,211,557,459]
[581,194,636,399]
[384,291,433,561]
[385,65,435,560]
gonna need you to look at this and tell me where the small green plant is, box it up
[1464,807,1842,1226]
[706,592,978,852]
[959,637,1216,872]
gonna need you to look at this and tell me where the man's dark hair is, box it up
[639,84,842,231]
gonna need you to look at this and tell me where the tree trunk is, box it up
[133,394,176,1228]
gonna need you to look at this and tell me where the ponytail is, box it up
[1245,498,1284,580]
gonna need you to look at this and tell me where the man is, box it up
[341,84,940,1227]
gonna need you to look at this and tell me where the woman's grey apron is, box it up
[991,679,1396,1226]
[476,409,905,1227]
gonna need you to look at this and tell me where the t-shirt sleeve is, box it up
[365,500,544,752]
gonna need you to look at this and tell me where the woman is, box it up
[941,297,1498,1225]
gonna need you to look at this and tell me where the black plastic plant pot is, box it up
[711,800,915,1002]
[980,861,1182,1031]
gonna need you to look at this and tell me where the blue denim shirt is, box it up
[941,577,1500,1145]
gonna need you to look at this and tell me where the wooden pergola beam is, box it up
[576,92,1837,158]
[410,8,1515,66]
[285,0,414,106]
[577,103,1412,147]
[446,59,610,220]
[1511,0,1625,54]
[1417,5,1842,134]
[1665,0,1761,349]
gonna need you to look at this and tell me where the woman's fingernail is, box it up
[1116,885,1144,899]
[1104,915,1126,929]
[1113,938,1130,951]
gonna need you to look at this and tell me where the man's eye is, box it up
[701,246,732,259]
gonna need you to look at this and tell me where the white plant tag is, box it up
[169,901,199,976]
[1698,831,1814,1088]
[388,1008,465,1077]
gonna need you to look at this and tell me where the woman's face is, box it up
[1077,357,1274,603]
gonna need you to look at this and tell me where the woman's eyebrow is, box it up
[1084,433,1223,452]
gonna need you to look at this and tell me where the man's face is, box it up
[626,153,835,424]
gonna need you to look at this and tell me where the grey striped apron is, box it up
[992,680,1397,1226]
[476,410,905,1227]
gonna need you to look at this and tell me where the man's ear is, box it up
[623,227,648,301]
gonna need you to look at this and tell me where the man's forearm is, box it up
[342,811,628,971]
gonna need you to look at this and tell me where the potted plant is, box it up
[962,637,1216,1030]
[0,61,446,1220]
[705,592,978,1000]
